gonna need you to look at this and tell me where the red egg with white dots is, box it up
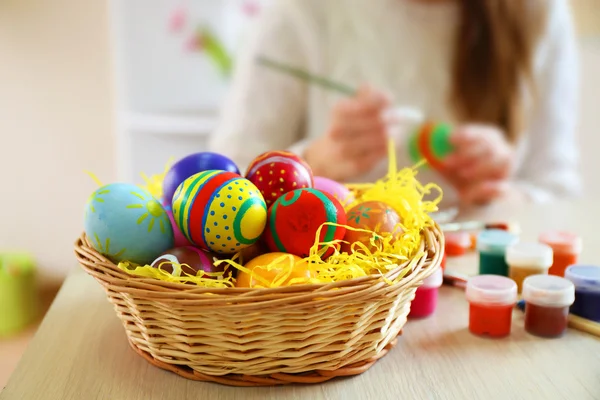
[245,150,314,207]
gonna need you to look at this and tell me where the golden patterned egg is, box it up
[341,201,402,253]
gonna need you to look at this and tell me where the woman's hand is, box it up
[304,85,390,182]
[441,124,516,205]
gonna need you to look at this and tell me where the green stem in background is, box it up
[199,27,233,78]
[256,56,357,96]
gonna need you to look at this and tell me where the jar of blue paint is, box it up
[565,265,600,322]
[476,229,519,276]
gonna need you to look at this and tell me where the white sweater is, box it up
[210,0,582,207]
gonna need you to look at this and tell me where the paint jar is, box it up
[466,275,517,337]
[445,231,471,257]
[0,253,39,337]
[506,242,553,293]
[522,275,575,338]
[539,231,582,277]
[409,267,443,318]
[477,230,519,276]
[565,265,600,322]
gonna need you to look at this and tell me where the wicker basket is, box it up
[74,223,443,386]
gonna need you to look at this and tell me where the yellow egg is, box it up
[236,252,313,288]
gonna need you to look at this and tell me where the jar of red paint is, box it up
[466,275,517,338]
[522,275,575,338]
[539,231,582,277]
[409,267,443,318]
[565,265,600,322]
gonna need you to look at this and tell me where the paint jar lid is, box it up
[476,229,519,255]
[466,275,517,305]
[419,267,443,289]
[565,265,600,291]
[505,242,553,269]
[539,231,582,254]
[522,275,575,307]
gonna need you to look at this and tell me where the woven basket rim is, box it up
[74,223,444,298]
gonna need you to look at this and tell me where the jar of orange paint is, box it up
[466,275,517,338]
[539,231,582,277]
[506,242,553,293]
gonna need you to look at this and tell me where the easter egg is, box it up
[313,176,355,206]
[342,201,402,253]
[408,122,454,170]
[245,150,314,207]
[84,183,174,265]
[172,170,267,254]
[264,188,346,258]
[162,152,240,204]
[235,252,312,288]
[151,246,230,279]
[162,203,191,247]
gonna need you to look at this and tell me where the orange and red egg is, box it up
[341,201,402,253]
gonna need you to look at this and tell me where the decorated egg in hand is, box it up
[84,183,174,265]
[151,246,230,279]
[162,152,240,204]
[313,176,355,206]
[264,188,346,258]
[162,202,191,247]
[172,170,267,254]
[235,252,312,288]
[245,150,314,207]
[341,201,402,253]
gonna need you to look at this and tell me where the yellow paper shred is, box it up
[84,170,104,187]
[138,157,174,200]
[118,260,235,288]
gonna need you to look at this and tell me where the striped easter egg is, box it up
[264,188,346,258]
[172,170,267,254]
[245,150,314,207]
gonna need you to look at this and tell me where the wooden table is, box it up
[3,200,600,399]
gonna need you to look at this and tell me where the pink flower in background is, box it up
[242,0,260,17]
[168,6,188,33]
[184,34,204,52]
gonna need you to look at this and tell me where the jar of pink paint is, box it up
[409,267,443,318]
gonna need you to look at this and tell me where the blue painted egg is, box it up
[84,183,174,265]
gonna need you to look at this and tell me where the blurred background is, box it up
[0,0,598,387]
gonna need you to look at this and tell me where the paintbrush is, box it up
[442,270,469,288]
[257,55,356,95]
[256,56,425,124]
